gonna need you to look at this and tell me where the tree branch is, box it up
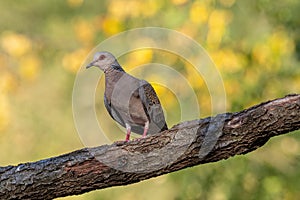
[1,94,300,199]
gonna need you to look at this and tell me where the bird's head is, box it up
[86,51,122,72]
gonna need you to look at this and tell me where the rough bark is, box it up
[0,94,299,200]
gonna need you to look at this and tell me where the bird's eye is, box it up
[99,55,106,60]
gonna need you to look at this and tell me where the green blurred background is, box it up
[1,0,300,199]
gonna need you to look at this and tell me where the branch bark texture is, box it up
[1,94,299,199]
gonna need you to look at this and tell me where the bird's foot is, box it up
[132,136,146,142]
[114,135,146,146]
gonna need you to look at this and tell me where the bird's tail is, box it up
[161,123,168,131]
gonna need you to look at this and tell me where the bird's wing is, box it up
[104,94,125,127]
[138,80,168,132]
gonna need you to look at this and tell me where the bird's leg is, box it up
[125,123,131,141]
[142,121,149,138]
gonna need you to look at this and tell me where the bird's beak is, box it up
[86,61,95,69]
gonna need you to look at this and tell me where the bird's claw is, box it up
[132,136,146,142]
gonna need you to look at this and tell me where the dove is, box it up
[86,51,168,141]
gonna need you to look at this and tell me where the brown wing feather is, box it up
[139,80,168,134]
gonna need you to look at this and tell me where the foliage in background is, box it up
[0,0,299,199]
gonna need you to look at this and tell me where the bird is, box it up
[86,51,168,142]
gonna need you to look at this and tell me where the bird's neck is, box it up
[104,69,126,100]
[103,61,124,74]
